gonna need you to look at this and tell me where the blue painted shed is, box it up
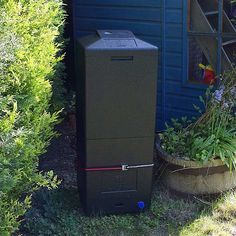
[71,0,236,130]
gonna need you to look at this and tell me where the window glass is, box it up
[188,36,217,85]
[188,0,218,33]
[222,1,236,33]
[187,0,236,84]
[222,37,236,69]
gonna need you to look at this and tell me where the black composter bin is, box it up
[76,30,158,215]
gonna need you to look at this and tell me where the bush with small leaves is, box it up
[0,1,65,234]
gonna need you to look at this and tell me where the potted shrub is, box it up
[157,69,236,195]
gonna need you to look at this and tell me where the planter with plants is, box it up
[157,69,236,195]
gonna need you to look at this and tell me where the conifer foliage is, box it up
[0,0,65,234]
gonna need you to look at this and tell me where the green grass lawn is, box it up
[28,121,236,235]
[181,191,236,236]
[20,180,236,236]
[20,182,201,235]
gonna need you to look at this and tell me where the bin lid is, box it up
[96,30,135,39]
[78,30,158,51]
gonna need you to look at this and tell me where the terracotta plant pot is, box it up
[156,139,236,195]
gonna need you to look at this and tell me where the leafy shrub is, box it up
[0,0,65,234]
[161,69,236,168]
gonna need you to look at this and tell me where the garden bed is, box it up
[18,119,236,236]
[39,118,77,189]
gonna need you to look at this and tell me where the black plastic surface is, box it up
[76,30,158,215]
[97,30,135,39]
[84,167,153,215]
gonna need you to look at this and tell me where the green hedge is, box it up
[0,0,65,234]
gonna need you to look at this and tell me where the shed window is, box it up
[187,0,236,85]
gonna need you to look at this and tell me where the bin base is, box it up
[79,167,153,215]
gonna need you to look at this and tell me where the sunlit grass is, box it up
[180,191,236,236]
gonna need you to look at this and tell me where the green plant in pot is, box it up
[157,68,236,195]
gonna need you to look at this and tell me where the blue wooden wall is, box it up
[72,0,206,130]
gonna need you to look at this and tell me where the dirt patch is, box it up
[39,118,77,188]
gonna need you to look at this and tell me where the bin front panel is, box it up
[86,53,158,139]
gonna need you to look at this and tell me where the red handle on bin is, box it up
[83,166,122,172]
